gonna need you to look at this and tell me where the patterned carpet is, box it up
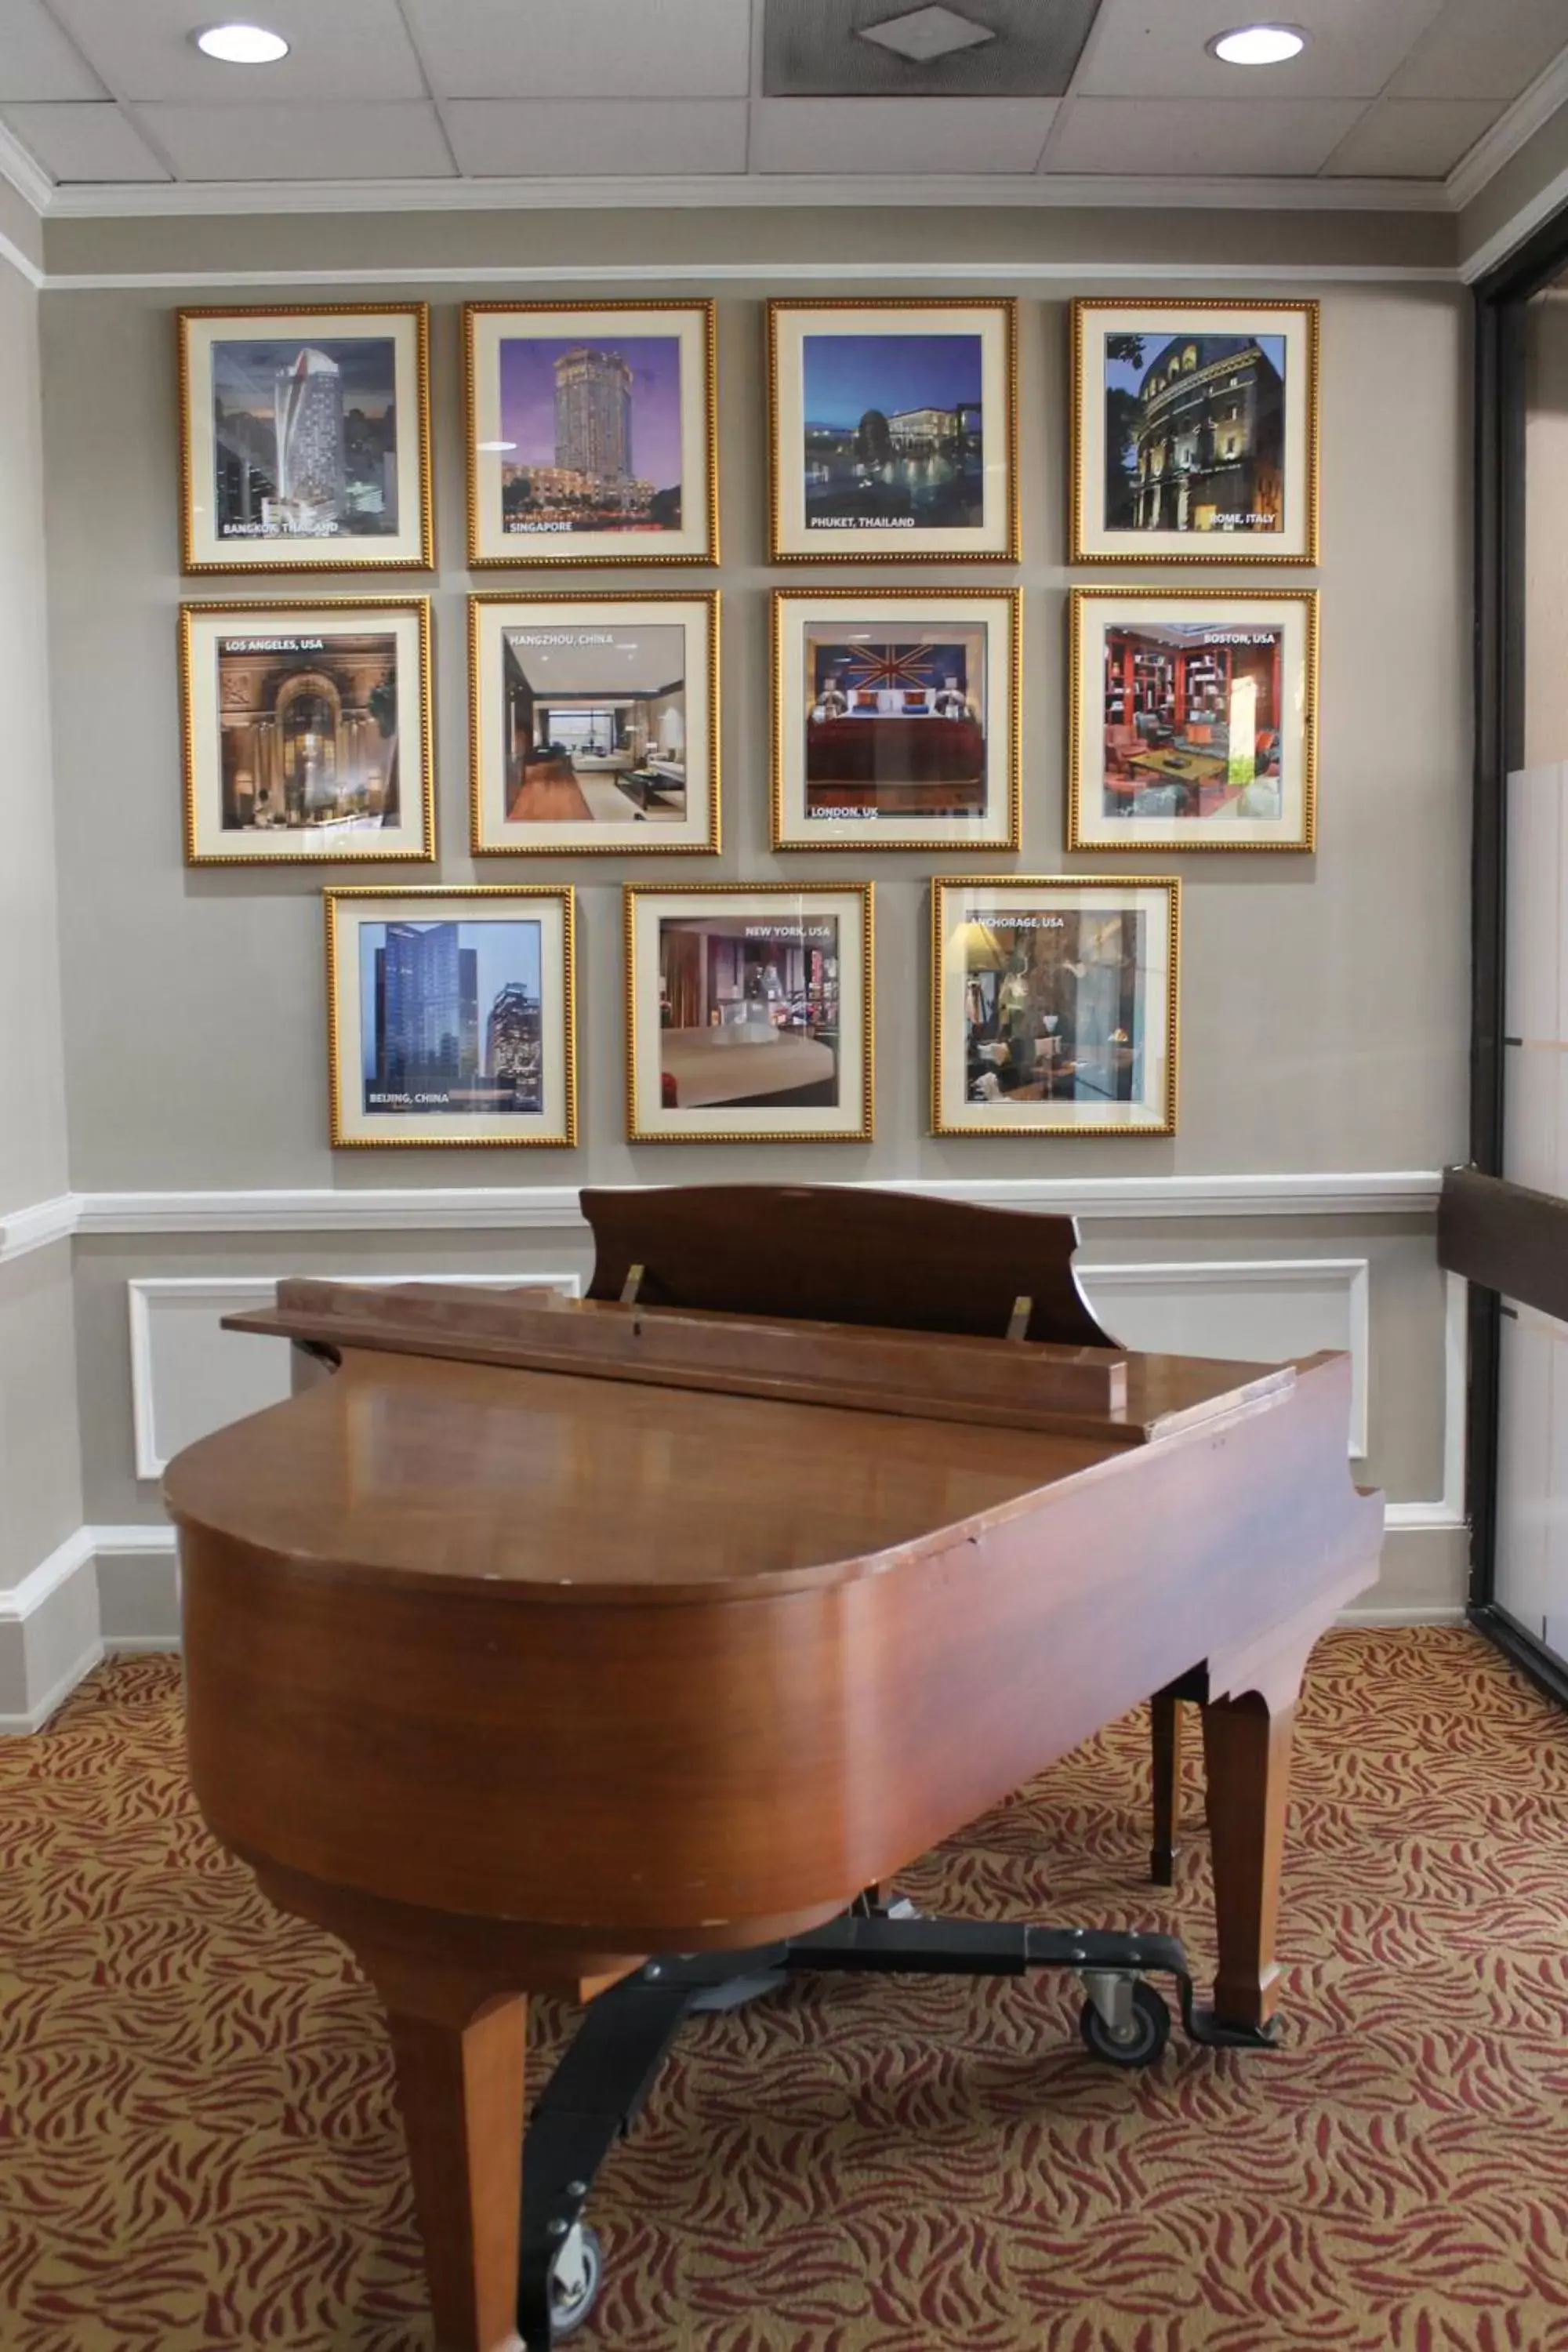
[3,1629,1567,2352]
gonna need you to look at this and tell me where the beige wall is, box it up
[0,202,1471,1635]
[39,263,1472,1194]
[0,247,82,1599]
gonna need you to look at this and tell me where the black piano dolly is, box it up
[517,1901,1279,2347]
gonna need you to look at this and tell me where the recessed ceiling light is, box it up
[194,23,290,64]
[858,6,996,66]
[1209,24,1306,66]
[474,441,517,453]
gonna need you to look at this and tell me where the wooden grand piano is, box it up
[165,1186,1384,2352]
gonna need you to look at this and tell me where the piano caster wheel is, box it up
[1078,1978,1171,2070]
[550,2221,603,2341]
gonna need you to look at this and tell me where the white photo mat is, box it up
[183,601,432,864]
[466,304,716,566]
[934,879,1177,1135]
[773,590,1018,851]
[1073,301,1318,564]
[627,886,872,1142]
[180,309,430,572]
[1069,591,1316,853]
[328,889,574,1148]
[769,302,1016,562]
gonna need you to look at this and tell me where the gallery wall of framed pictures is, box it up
[167,290,1327,1156]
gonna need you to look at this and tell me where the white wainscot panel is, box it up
[1077,1258,1370,1461]
[129,1272,582,1481]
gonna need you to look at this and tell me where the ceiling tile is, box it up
[1389,0,1568,101]
[0,0,104,100]
[137,100,455,180]
[445,98,747,177]
[0,97,168,178]
[1044,95,1364,176]
[1075,0,1446,100]
[1323,96,1504,178]
[47,0,427,103]
[404,0,753,99]
[751,95,1055,171]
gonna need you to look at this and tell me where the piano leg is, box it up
[1149,1690,1182,1886]
[383,1987,530,2352]
[1200,1688,1296,2033]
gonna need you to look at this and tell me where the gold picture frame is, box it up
[180,597,435,866]
[1068,587,1319,855]
[470,590,721,857]
[177,303,434,575]
[463,300,719,568]
[771,586,1021,853]
[1070,299,1320,565]
[325,884,577,1149]
[625,881,874,1144]
[767,297,1019,564]
[931,875,1180,1138]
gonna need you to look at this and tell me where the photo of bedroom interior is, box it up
[1102,620,1283,820]
[805,625,985,815]
[658,914,840,1109]
[502,622,687,824]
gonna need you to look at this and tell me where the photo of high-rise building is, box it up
[497,335,682,535]
[211,336,399,542]
[359,920,543,1116]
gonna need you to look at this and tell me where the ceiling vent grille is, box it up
[764,0,1102,97]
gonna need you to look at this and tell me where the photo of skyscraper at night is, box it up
[359,920,543,1116]
[212,336,399,541]
[801,334,984,531]
[496,336,683,534]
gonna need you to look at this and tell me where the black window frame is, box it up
[1467,198,1568,1708]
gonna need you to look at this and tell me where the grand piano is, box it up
[164,1185,1383,2352]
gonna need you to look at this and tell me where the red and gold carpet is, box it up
[2,1628,1567,2352]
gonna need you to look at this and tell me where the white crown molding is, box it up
[43,256,1461,292]
[32,167,1458,222]
[1461,153,1568,281]
[1446,40,1568,213]
[0,117,53,220]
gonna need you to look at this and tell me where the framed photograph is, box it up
[180,598,434,866]
[767,299,1018,563]
[931,877,1178,1138]
[470,592,720,856]
[178,305,432,573]
[1069,589,1317,854]
[326,886,576,1149]
[771,588,1019,852]
[1071,299,1319,564]
[464,302,718,568]
[625,884,873,1143]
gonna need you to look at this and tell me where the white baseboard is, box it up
[0,1509,1472,1734]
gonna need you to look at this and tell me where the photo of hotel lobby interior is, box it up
[3,5,1568,2352]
